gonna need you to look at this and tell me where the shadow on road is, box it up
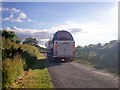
[29,58,63,70]
[46,59,63,68]
[42,53,63,68]
[30,59,47,70]
[28,53,67,70]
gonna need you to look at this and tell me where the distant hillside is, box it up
[76,40,118,74]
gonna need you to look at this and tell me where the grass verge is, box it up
[10,57,54,88]
[74,59,95,67]
[75,59,118,77]
[10,68,53,88]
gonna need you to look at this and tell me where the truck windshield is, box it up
[53,31,74,40]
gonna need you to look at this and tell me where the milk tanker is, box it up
[45,30,75,62]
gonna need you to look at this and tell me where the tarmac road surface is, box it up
[46,59,118,88]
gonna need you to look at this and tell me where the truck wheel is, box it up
[47,53,50,59]
[47,55,50,60]
[49,56,52,60]
[69,58,74,62]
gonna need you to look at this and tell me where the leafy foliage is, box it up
[1,30,52,88]
[1,30,21,43]
[23,37,38,45]
[2,38,44,88]
[76,40,118,74]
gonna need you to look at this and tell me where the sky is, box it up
[0,2,118,47]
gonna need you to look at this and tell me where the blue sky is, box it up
[2,2,116,29]
[1,2,118,47]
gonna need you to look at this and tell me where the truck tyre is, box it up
[68,58,73,62]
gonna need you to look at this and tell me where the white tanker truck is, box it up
[45,30,75,62]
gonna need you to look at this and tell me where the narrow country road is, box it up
[47,60,118,88]
[43,53,118,88]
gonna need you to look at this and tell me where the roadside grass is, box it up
[10,56,54,88]
[11,68,53,88]
[74,59,95,67]
[2,38,54,88]
[75,59,118,76]
[2,58,24,88]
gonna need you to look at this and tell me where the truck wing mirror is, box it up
[45,42,48,47]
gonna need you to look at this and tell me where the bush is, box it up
[2,37,44,88]
[21,51,38,70]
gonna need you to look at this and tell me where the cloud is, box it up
[17,12,27,19]
[4,17,117,48]
[4,26,50,47]
[0,7,2,12]
[2,3,118,47]
[3,3,118,47]
[2,7,31,23]
[68,28,82,34]
[1,7,9,11]
[3,24,78,47]
[10,8,21,13]
[27,19,32,22]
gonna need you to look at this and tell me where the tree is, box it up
[23,37,38,45]
[2,30,16,39]
[1,30,21,43]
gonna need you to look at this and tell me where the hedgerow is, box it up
[2,38,44,88]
